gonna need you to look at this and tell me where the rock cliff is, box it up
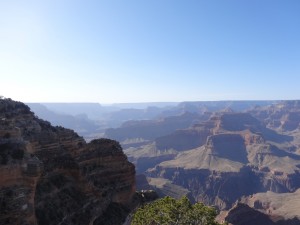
[147,112,300,211]
[224,203,276,225]
[229,189,300,224]
[0,98,136,225]
[223,200,300,225]
[249,100,300,132]
[105,112,206,145]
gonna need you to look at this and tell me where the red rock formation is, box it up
[146,111,300,211]
[0,98,136,225]
[154,112,267,151]
[249,100,300,131]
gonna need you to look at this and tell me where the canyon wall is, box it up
[0,98,136,225]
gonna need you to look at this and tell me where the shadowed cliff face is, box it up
[224,189,300,225]
[223,202,300,225]
[224,203,276,225]
[105,112,206,144]
[249,100,300,132]
[220,113,261,131]
[207,134,248,164]
[154,112,292,151]
[0,98,136,225]
[146,112,300,212]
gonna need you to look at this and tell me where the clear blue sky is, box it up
[1,0,300,103]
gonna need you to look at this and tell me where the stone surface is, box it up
[224,203,276,225]
[146,112,300,211]
[105,112,205,144]
[249,100,300,132]
[238,189,300,223]
[0,98,136,225]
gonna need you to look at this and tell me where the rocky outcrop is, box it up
[0,98,136,225]
[223,200,300,225]
[148,165,258,209]
[280,112,300,131]
[206,134,248,163]
[146,112,300,211]
[224,203,276,225]
[219,113,262,131]
[133,154,176,174]
[105,112,204,144]
[249,100,300,131]
[235,189,300,224]
[155,124,211,151]
[154,116,217,151]
[154,112,286,151]
[77,139,135,205]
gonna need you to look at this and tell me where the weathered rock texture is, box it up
[223,201,300,225]
[249,100,300,132]
[233,189,300,224]
[224,203,276,225]
[105,112,206,144]
[0,98,135,225]
[147,112,300,212]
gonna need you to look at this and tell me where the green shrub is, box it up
[132,196,224,225]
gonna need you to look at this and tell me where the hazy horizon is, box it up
[24,99,293,106]
[1,1,299,103]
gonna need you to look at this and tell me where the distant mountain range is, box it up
[27,102,178,139]
[28,100,278,139]
[26,100,300,224]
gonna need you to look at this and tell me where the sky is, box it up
[1,0,300,103]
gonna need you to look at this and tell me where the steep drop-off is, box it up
[232,189,300,224]
[105,112,205,144]
[147,112,300,211]
[0,98,136,225]
[249,100,300,132]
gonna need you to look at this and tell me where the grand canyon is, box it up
[1,98,300,224]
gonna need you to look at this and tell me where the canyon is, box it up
[105,100,300,224]
[6,99,300,224]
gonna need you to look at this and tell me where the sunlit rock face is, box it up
[0,98,135,225]
[146,111,300,211]
[249,100,300,131]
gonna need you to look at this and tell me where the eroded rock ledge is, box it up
[0,98,136,225]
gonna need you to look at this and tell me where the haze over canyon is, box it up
[1,97,300,224]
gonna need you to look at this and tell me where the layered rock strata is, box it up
[147,113,300,211]
[0,98,135,225]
